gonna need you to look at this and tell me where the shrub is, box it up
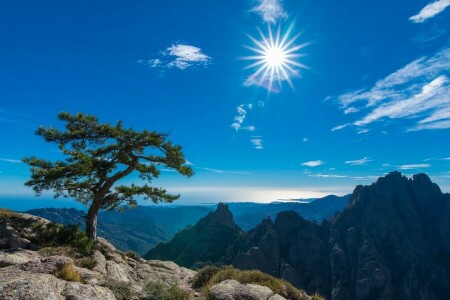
[205,267,314,300]
[75,257,97,269]
[103,279,134,300]
[125,250,141,260]
[53,264,82,283]
[144,281,190,300]
[33,223,93,256]
[191,265,221,289]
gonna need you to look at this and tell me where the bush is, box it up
[103,279,134,300]
[53,264,82,282]
[33,223,93,256]
[191,265,221,290]
[75,257,97,269]
[125,250,141,260]
[205,267,315,300]
[144,281,190,300]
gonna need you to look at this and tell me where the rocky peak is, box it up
[212,203,235,227]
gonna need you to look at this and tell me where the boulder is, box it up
[209,279,286,300]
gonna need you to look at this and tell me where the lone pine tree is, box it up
[23,112,193,239]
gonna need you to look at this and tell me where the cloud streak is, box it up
[345,157,372,166]
[409,0,450,23]
[0,158,22,164]
[335,47,450,132]
[398,164,431,170]
[144,43,211,70]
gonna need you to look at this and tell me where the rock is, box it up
[0,211,198,300]
[0,273,116,300]
[0,249,40,267]
[209,279,282,300]
[91,250,107,275]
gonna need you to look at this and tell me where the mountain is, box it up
[147,172,450,299]
[26,206,212,255]
[25,194,349,255]
[229,194,350,230]
[145,203,242,267]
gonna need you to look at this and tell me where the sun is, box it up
[242,24,308,91]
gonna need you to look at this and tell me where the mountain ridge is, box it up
[146,172,450,299]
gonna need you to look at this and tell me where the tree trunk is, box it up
[86,201,100,240]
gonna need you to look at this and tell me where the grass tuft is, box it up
[53,263,82,282]
[204,266,316,300]
[144,281,191,300]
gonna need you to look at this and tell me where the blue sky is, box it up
[0,0,449,205]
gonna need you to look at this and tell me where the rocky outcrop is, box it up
[0,210,197,300]
[209,279,287,300]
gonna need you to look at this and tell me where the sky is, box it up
[0,0,449,206]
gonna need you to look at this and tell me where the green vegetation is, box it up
[144,281,191,300]
[195,266,319,300]
[0,208,17,218]
[33,223,93,256]
[23,112,193,239]
[75,257,97,269]
[53,263,82,282]
[103,279,134,300]
[191,265,221,290]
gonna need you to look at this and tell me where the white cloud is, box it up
[301,160,324,167]
[231,104,247,131]
[335,47,450,132]
[145,43,211,70]
[308,174,347,178]
[251,138,263,149]
[251,0,288,23]
[0,158,22,164]
[409,0,450,23]
[197,167,251,175]
[331,123,351,132]
[357,128,369,134]
[241,126,256,131]
[345,157,373,166]
[344,107,360,114]
[398,164,431,170]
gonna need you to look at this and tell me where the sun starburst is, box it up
[242,24,309,92]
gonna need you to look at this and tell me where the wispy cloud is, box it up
[196,167,251,175]
[409,0,450,23]
[0,158,22,164]
[398,164,431,170]
[308,173,347,178]
[142,43,211,70]
[231,104,255,131]
[335,47,450,132]
[331,123,351,132]
[301,160,324,167]
[251,0,288,23]
[345,157,372,166]
[251,137,263,149]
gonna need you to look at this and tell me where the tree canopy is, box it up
[23,112,193,238]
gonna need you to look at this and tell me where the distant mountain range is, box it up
[145,172,450,299]
[25,194,349,255]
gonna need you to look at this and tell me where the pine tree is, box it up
[23,112,193,239]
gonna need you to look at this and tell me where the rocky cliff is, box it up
[147,172,450,299]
